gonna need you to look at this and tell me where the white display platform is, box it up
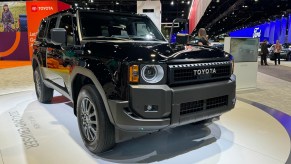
[0,91,289,164]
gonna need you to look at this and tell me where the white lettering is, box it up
[253,27,261,38]
[38,6,54,11]
[193,68,217,76]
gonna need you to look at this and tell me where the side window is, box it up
[38,20,47,38]
[47,17,58,39]
[59,15,74,45]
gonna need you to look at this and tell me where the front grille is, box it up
[180,100,203,115]
[169,61,231,85]
[206,95,228,109]
[180,95,228,115]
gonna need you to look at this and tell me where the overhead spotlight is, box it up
[181,1,185,4]
[187,1,191,5]
[116,1,119,5]
[216,0,220,2]
[89,0,94,2]
[75,3,78,6]
[254,0,258,1]
[171,1,174,5]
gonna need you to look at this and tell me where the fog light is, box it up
[144,105,158,112]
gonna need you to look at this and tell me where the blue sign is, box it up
[230,15,291,44]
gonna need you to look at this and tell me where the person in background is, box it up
[197,28,209,46]
[1,4,14,32]
[274,40,282,65]
[260,40,269,66]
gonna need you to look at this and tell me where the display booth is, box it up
[137,1,161,31]
[0,1,71,68]
[224,37,259,90]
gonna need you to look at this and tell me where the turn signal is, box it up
[129,65,139,83]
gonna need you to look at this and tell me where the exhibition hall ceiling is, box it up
[60,0,291,37]
[61,0,192,23]
[4,0,289,36]
[194,0,290,37]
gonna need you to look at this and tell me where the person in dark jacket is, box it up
[260,40,269,66]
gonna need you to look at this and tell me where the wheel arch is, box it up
[71,66,115,124]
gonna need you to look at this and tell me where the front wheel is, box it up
[77,84,115,154]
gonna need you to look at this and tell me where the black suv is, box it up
[32,8,236,154]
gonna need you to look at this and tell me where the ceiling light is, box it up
[255,0,258,1]
[171,1,174,5]
[187,1,191,5]
[181,1,185,4]
[89,0,94,2]
[75,3,78,6]
[216,0,220,2]
[116,1,119,5]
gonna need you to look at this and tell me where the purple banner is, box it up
[269,21,275,44]
[0,32,30,60]
[280,17,287,44]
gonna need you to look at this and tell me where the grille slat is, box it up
[169,61,231,85]
[180,95,228,115]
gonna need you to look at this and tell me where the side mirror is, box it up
[51,28,66,46]
[176,33,189,45]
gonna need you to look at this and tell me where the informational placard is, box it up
[229,38,259,63]
[224,37,259,90]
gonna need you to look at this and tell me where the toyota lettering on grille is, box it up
[193,68,217,76]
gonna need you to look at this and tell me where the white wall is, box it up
[137,1,161,31]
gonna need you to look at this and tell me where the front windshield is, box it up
[79,11,166,41]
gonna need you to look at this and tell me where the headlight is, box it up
[141,65,164,83]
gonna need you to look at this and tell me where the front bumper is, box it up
[109,75,236,131]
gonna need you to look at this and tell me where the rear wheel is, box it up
[77,84,115,154]
[33,66,54,103]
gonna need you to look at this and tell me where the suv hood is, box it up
[83,41,227,62]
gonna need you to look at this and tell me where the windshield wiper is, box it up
[84,36,133,41]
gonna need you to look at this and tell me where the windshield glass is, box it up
[79,11,166,41]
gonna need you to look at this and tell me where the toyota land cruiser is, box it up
[32,8,236,154]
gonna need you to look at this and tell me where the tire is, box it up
[33,66,54,103]
[77,84,115,154]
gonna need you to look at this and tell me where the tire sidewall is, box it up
[34,67,42,99]
[76,85,106,152]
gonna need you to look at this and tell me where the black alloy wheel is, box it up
[77,84,115,154]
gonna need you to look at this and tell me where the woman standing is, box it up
[197,28,209,46]
[1,4,15,32]
[274,40,282,65]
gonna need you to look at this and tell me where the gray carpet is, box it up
[258,64,291,82]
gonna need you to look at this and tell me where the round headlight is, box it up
[141,65,164,83]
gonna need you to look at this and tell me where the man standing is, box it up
[260,40,269,66]
[274,40,282,65]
